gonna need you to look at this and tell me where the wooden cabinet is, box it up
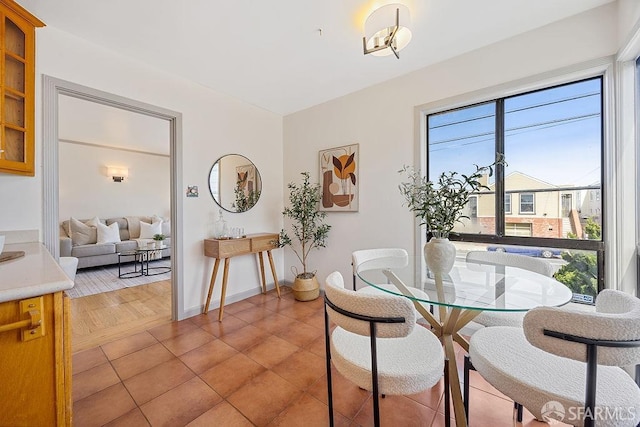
[0,0,44,176]
[0,291,72,426]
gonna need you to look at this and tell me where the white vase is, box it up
[423,237,456,274]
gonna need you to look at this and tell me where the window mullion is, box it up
[495,99,505,236]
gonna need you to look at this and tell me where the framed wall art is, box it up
[319,143,359,212]
[236,163,257,194]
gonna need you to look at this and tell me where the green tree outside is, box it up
[554,252,597,297]
[584,217,601,240]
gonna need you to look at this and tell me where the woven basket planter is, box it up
[292,275,320,301]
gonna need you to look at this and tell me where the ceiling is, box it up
[18,0,614,116]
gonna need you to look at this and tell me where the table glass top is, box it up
[356,258,573,311]
[137,245,170,252]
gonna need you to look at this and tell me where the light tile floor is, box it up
[72,286,564,426]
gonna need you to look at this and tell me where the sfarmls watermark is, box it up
[541,401,637,423]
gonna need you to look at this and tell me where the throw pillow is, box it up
[97,222,121,244]
[69,217,97,246]
[85,216,101,228]
[152,214,171,237]
[139,220,162,239]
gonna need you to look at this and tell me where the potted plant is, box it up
[398,155,504,273]
[279,171,331,301]
[153,233,166,249]
[232,184,261,212]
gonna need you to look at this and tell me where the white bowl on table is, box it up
[0,235,5,254]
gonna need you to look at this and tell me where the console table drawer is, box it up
[204,239,251,258]
[251,234,279,252]
[203,232,282,320]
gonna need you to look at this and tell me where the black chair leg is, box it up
[515,402,523,422]
[463,355,471,419]
[324,304,335,427]
[444,358,450,427]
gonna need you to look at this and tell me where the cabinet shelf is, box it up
[0,0,44,177]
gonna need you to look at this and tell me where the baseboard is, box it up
[182,282,293,320]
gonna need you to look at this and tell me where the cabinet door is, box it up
[0,292,70,426]
[0,3,39,176]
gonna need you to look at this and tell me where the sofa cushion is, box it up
[97,222,121,244]
[62,217,104,239]
[115,240,138,253]
[70,217,97,246]
[126,216,153,239]
[152,215,171,237]
[71,243,116,258]
[140,220,162,239]
[106,218,130,241]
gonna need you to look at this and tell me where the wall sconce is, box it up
[363,3,412,59]
[107,166,128,182]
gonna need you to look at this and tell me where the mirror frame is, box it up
[208,154,262,213]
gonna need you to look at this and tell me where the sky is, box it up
[427,78,602,187]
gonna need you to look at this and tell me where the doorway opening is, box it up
[42,76,184,350]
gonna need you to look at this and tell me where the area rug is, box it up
[66,259,171,298]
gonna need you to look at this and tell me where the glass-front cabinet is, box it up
[0,0,44,176]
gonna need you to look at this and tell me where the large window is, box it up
[426,77,604,299]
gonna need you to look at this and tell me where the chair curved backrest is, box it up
[325,271,415,338]
[351,248,409,290]
[524,289,640,367]
[466,250,554,277]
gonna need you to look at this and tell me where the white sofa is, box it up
[59,215,171,269]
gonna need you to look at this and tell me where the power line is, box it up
[430,112,599,146]
[429,91,599,130]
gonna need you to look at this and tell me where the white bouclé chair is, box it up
[465,250,556,328]
[324,271,447,427]
[351,248,410,291]
[466,289,640,427]
[352,248,432,322]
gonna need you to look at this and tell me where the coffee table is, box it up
[136,246,171,276]
[118,250,143,278]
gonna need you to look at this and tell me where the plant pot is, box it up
[424,237,456,274]
[292,275,320,301]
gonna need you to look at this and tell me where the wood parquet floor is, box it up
[70,280,172,353]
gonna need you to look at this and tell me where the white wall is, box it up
[618,0,640,46]
[58,142,170,220]
[283,4,621,287]
[0,25,284,316]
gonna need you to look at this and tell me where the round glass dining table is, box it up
[356,257,573,427]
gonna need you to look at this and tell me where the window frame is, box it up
[417,65,610,293]
[504,193,512,214]
[518,193,535,215]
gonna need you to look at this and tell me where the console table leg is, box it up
[258,252,267,294]
[267,250,281,298]
[218,258,231,321]
[204,258,221,314]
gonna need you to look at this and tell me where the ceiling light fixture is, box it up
[363,3,412,59]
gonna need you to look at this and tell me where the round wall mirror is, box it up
[209,154,262,212]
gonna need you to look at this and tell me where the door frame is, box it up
[42,75,184,320]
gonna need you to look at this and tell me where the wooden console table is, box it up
[203,233,281,320]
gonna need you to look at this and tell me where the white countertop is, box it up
[0,242,74,303]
